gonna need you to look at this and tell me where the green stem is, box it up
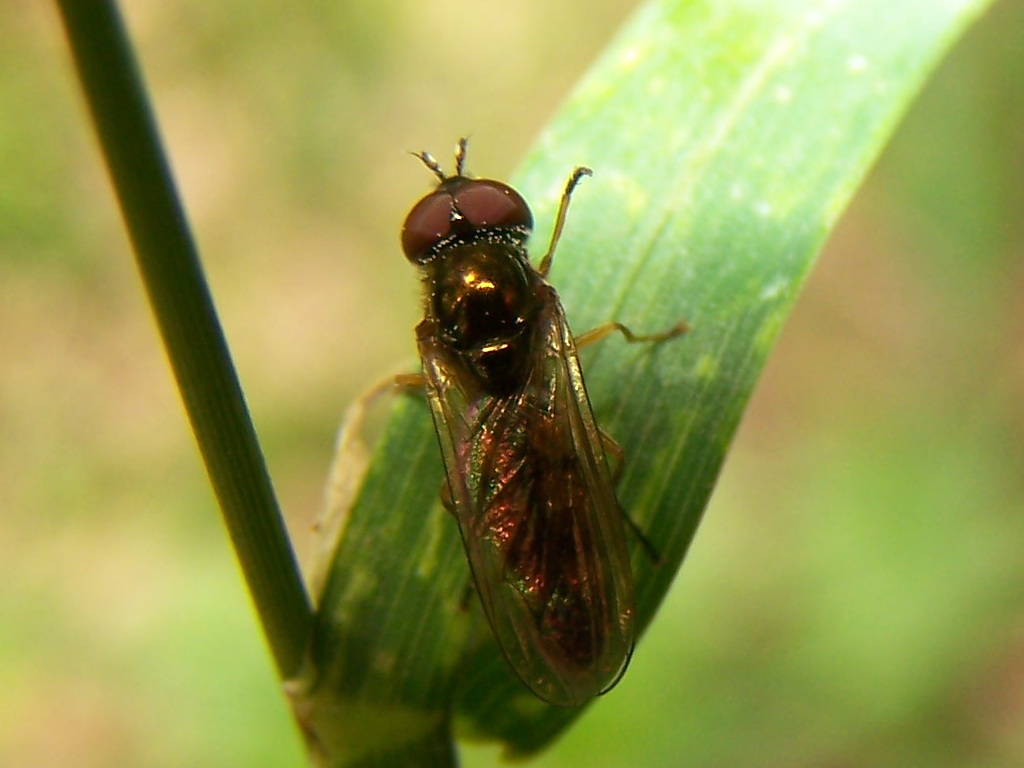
[55,0,313,679]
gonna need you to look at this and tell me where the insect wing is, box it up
[417,285,635,706]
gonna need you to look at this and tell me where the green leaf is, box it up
[291,0,992,763]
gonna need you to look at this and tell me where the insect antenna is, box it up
[411,150,447,183]
[454,137,469,177]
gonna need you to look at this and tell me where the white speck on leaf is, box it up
[694,354,718,379]
[759,278,787,302]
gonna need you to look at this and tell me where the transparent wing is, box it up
[417,285,635,706]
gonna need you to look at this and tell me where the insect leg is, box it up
[439,478,455,514]
[457,579,476,611]
[575,319,689,350]
[389,371,427,391]
[326,372,424,488]
[572,319,687,567]
[537,166,593,278]
[598,429,662,565]
[310,371,426,598]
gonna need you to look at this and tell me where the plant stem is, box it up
[55,0,313,679]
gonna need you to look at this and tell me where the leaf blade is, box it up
[299,0,994,761]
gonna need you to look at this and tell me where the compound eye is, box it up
[401,191,456,264]
[452,180,533,231]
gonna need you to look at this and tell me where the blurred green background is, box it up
[2,2,1022,766]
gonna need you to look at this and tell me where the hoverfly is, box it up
[400,139,684,706]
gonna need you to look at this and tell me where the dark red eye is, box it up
[401,190,456,264]
[401,179,534,264]
[451,180,532,231]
